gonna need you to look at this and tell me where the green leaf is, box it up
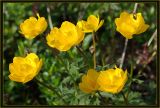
[17,40,25,56]
[82,34,92,50]
[132,78,144,84]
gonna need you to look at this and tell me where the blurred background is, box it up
[3,2,157,105]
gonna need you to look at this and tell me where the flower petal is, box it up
[96,20,104,32]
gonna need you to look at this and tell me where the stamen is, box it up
[133,13,137,20]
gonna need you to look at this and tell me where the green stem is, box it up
[76,46,87,60]
[120,3,139,104]
[97,91,107,105]
[76,46,88,66]
[147,29,157,46]
[46,4,53,30]
[56,55,69,71]
[120,39,128,68]
[121,91,128,105]
[92,32,96,69]
[126,63,133,99]
[35,78,67,104]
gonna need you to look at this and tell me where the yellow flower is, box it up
[46,21,84,51]
[97,66,128,94]
[115,11,149,39]
[79,69,99,93]
[20,13,47,39]
[9,53,42,83]
[77,15,104,33]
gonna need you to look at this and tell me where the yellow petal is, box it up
[60,21,78,44]
[25,53,39,68]
[115,67,124,77]
[115,11,149,39]
[19,15,47,39]
[74,25,85,45]
[136,24,149,35]
[13,57,25,64]
[26,53,39,63]
[98,69,113,86]
[96,19,104,32]
[9,63,15,74]
[117,70,128,93]
[77,20,83,29]
[136,13,145,24]
[36,59,43,75]
[87,69,99,89]
[87,15,99,30]
[79,15,101,33]
[60,21,76,33]
[35,17,48,33]
[87,69,99,82]
[46,27,58,47]
[9,63,25,76]
[8,53,42,83]
[81,21,93,33]
[79,75,91,93]
[115,18,121,27]
[28,17,37,23]
[23,73,35,83]
[97,67,128,94]
[120,11,130,19]
[79,69,99,94]
[116,23,134,39]
[79,82,93,93]
[46,21,82,51]
[9,74,25,82]
[115,13,134,39]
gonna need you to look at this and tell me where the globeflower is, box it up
[77,15,104,33]
[115,11,149,39]
[9,53,43,83]
[46,21,84,51]
[79,69,99,93]
[20,13,47,39]
[97,66,128,94]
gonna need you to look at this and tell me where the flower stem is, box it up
[76,46,88,66]
[120,3,139,69]
[97,91,107,105]
[46,4,53,30]
[120,3,139,105]
[133,3,138,14]
[120,39,128,68]
[35,78,67,104]
[92,32,96,69]
[126,63,133,99]
[121,91,128,105]
[147,29,157,46]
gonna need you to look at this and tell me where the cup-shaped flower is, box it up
[46,21,84,51]
[79,69,99,93]
[20,13,47,39]
[97,66,128,94]
[77,15,104,33]
[9,53,43,83]
[115,11,149,39]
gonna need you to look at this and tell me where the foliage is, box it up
[3,2,157,106]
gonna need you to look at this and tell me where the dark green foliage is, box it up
[3,2,157,105]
